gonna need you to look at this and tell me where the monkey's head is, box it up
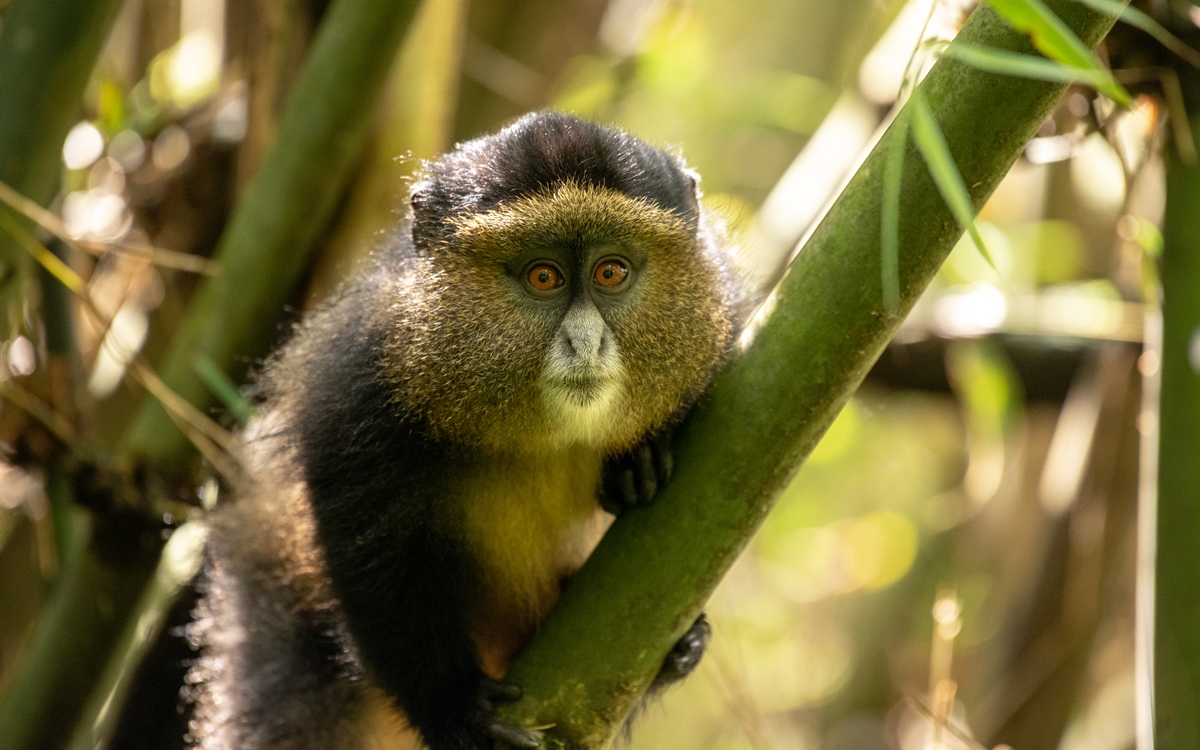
[380,112,740,454]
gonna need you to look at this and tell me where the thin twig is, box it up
[0,179,218,275]
[905,693,990,750]
[1157,67,1197,166]
[0,381,76,444]
[0,211,240,480]
[144,376,244,484]
[0,209,86,294]
[898,0,941,104]
[129,361,239,457]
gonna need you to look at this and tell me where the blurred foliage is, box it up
[0,0,1179,748]
[550,0,885,209]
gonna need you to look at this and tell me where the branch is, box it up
[499,1,1128,745]
[120,0,420,466]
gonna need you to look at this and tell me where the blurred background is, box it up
[0,0,1172,748]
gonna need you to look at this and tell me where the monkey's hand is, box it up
[427,678,540,749]
[650,613,711,689]
[475,678,541,749]
[600,429,674,514]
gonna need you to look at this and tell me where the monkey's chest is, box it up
[459,449,612,675]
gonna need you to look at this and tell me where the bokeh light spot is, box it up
[62,121,104,170]
[842,511,919,590]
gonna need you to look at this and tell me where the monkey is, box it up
[187,111,746,750]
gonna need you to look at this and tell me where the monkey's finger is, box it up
[654,612,711,687]
[479,677,523,704]
[651,431,674,484]
[487,722,542,749]
[615,468,638,512]
[635,443,657,504]
[599,485,622,515]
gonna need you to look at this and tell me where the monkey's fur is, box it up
[188,112,744,750]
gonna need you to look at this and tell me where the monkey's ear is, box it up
[680,166,702,219]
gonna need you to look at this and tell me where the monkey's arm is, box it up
[313,500,535,749]
[295,351,536,749]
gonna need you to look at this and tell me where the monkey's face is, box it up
[388,182,734,454]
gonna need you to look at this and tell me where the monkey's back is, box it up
[188,279,404,748]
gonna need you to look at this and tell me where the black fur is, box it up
[292,298,510,747]
[194,507,365,749]
[412,111,700,248]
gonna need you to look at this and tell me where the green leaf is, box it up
[1075,0,1200,68]
[985,0,1131,105]
[986,0,1095,62]
[881,108,908,313]
[945,41,1121,89]
[193,353,254,426]
[909,89,996,270]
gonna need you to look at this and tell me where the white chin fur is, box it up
[540,375,625,448]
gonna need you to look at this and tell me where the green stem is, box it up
[1153,58,1200,749]
[0,508,159,749]
[499,2,1126,745]
[66,523,208,750]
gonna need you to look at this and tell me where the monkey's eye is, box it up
[526,263,564,292]
[592,259,629,289]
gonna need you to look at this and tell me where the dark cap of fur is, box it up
[411,111,699,248]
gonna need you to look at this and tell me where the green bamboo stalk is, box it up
[498,2,1126,745]
[65,523,208,750]
[0,0,124,324]
[120,0,420,465]
[1153,60,1200,749]
[0,506,159,750]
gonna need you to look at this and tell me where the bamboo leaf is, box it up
[986,0,1131,104]
[946,41,1122,89]
[986,0,1096,63]
[909,89,996,270]
[193,354,255,426]
[65,523,209,750]
[1075,0,1200,68]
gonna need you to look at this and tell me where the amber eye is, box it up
[593,259,629,288]
[527,263,563,292]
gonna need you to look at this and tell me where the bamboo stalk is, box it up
[1152,55,1200,749]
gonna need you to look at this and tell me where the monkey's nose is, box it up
[558,302,611,363]
[560,325,609,361]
